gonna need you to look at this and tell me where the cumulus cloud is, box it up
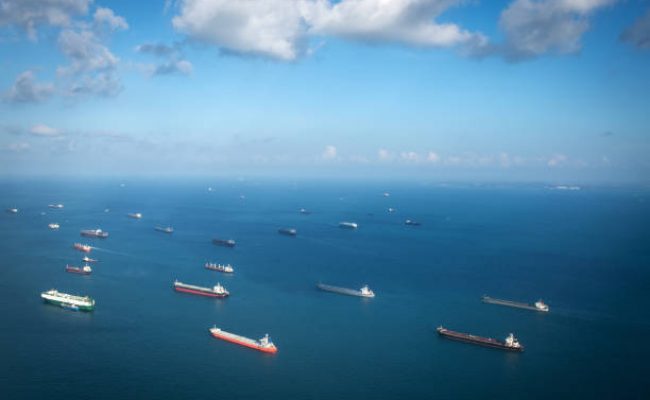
[498,0,617,61]
[136,42,193,76]
[0,0,90,40]
[400,151,420,162]
[620,8,650,49]
[171,0,486,61]
[426,151,440,163]
[547,153,568,167]
[55,8,127,97]
[5,70,54,103]
[30,124,60,137]
[378,148,393,161]
[322,145,337,159]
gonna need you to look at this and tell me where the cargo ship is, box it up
[205,262,234,273]
[73,243,92,253]
[173,280,229,298]
[388,207,396,213]
[299,208,311,215]
[127,212,142,219]
[317,283,375,298]
[209,326,277,354]
[82,256,97,263]
[212,238,236,248]
[339,221,358,229]
[66,264,92,275]
[436,326,523,352]
[41,289,95,311]
[278,227,297,236]
[81,228,109,238]
[405,219,421,226]
[48,223,60,229]
[482,295,549,312]
[6,208,18,214]
[48,204,64,209]
[155,226,174,234]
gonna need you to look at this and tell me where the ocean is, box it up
[1,178,649,399]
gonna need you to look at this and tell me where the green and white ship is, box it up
[41,289,95,311]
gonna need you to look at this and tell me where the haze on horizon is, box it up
[1,0,649,184]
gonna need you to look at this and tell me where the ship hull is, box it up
[42,298,94,312]
[212,240,235,248]
[205,266,233,273]
[437,328,523,352]
[317,284,374,298]
[210,330,277,354]
[81,233,108,238]
[482,296,547,312]
[66,268,91,275]
[174,286,228,298]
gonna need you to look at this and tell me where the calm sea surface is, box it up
[1,178,649,399]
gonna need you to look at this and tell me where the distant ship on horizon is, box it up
[127,212,142,219]
[81,228,109,238]
[482,295,549,312]
[155,226,174,234]
[339,221,358,229]
[317,283,375,298]
[212,238,236,248]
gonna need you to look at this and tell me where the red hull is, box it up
[73,245,92,253]
[174,286,227,298]
[210,331,277,354]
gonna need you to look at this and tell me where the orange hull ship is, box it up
[73,243,92,253]
[209,326,277,354]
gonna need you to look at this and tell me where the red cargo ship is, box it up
[66,264,92,275]
[173,280,229,298]
[73,243,92,253]
[209,326,277,354]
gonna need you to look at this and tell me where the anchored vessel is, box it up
[73,243,92,253]
[48,204,64,209]
[482,295,549,312]
[339,221,358,229]
[81,228,109,238]
[436,326,523,352]
[41,289,95,311]
[212,238,236,248]
[66,264,92,275]
[155,226,174,234]
[278,227,297,236]
[209,326,277,354]
[299,208,311,215]
[317,283,375,298]
[82,256,97,263]
[173,280,229,298]
[48,223,60,229]
[127,212,142,219]
[205,262,234,273]
[405,219,421,226]
[6,208,18,214]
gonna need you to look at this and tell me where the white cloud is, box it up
[621,8,650,49]
[322,144,337,159]
[400,151,420,162]
[136,42,193,76]
[378,148,393,161]
[30,124,60,137]
[547,153,568,167]
[94,7,129,31]
[426,151,440,163]
[499,0,617,60]
[0,0,90,40]
[171,0,486,61]
[5,70,54,103]
[5,142,31,152]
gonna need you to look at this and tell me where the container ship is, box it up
[317,283,375,298]
[209,326,277,354]
[205,262,234,273]
[41,289,95,311]
[66,264,92,275]
[482,295,549,312]
[339,221,358,229]
[405,219,421,226]
[155,226,174,234]
[81,228,109,238]
[173,280,229,298]
[73,243,92,253]
[48,204,64,209]
[278,227,297,236]
[212,238,236,248]
[127,212,142,219]
[436,326,523,352]
[82,256,97,263]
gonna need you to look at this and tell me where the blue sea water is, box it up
[1,178,649,399]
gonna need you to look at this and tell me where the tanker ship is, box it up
[278,227,297,236]
[41,289,95,311]
[205,262,234,273]
[436,326,523,352]
[317,283,375,298]
[155,226,174,234]
[66,264,92,275]
[339,221,358,229]
[127,212,142,219]
[173,280,229,298]
[212,238,236,248]
[482,295,549,312]
[80,228,109,238]
[209,326,277,354]
[73,243,92,253]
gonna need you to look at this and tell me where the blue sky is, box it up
[1,0,649,183]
